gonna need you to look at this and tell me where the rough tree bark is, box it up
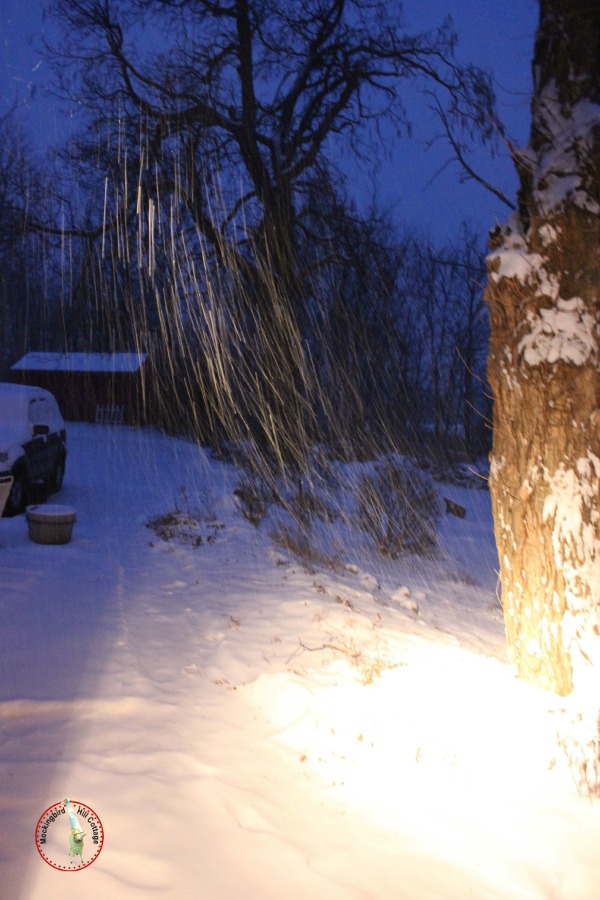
[486,0,600,694]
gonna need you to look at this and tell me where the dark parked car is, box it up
[0,383,67,515]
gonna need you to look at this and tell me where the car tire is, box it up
[5,466,27,516]
[48,455,66,494]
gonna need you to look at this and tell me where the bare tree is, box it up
[45,0,496,467]
[393,228,489,465]
[0,113,55,373]
[486,0,600,694]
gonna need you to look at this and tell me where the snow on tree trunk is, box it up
[485,0,600,695]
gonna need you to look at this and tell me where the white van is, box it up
[0,383,67,515]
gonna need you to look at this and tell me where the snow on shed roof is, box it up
[12,352,148,373]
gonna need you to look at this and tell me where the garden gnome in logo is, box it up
[64,799,85,862]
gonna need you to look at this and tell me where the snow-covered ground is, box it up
[1,424,599,899]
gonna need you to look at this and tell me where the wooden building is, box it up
[11,352,150,425]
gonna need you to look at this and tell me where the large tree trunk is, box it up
[486,0,600,695]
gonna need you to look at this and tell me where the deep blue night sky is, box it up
[1,1,538,240]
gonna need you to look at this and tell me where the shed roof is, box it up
[12,352,148,373]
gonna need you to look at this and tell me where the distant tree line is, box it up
[1,0,497,469]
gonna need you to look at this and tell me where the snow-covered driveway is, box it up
[1,425,599,899]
